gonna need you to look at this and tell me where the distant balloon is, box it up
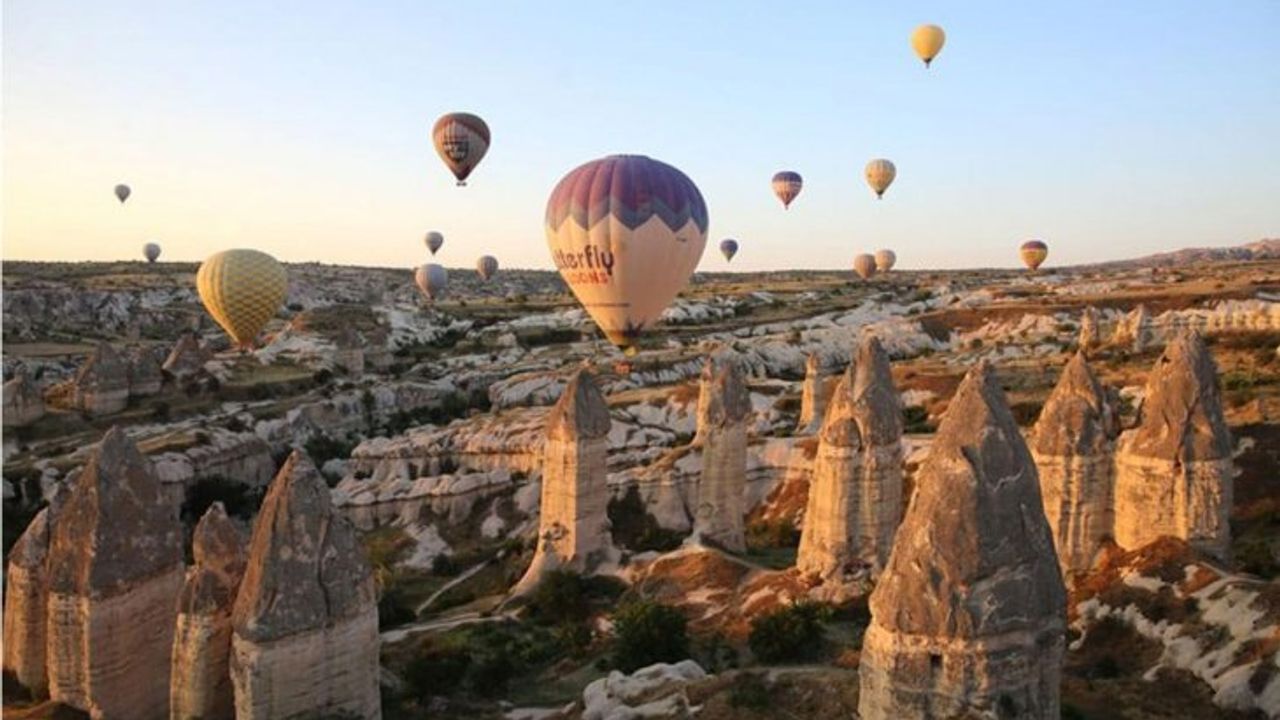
[546,154,708,354]
[425,231,444,255]
[853,254,878,280]
[196,249,288,349]
[415,263,448,301]
[432,112,490,186]
[874,249,896,272]
[114,184,131,203]
[476,255,499,281]
[771,171,803,209]
[865,159,897,199]
[1020,240,1049,271]
[719,239,739,262]
[143,243,161,263]
[911,24,946,67]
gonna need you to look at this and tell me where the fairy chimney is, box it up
[692,351,751,551]
[71,342,131,415]
[796,352,839,434]
[3,365,46,427]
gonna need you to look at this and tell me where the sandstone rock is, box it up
[230,451,381,720]
[128,346,164,397]
[151,429,276,509]
[796,352,839,434]
[796,336,904,580]
[859,363,1066,720]
[3,365,46,427]
[3,507,54,695]
[71,342,130,415]
[1114,331,1234,559]
[162,333,208,380]
[171,503,246,720]
[46,427,184,719]
[334,327,365,378]
[513,368,612,594]
[581,660,707,720]
[691,351,750,551]
[1031,351,1118,573]
[1129,304,1151,352]
[1078,306,1101,350]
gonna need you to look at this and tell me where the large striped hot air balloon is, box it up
[865,159,897,199]
[143,242,161,263]
[854,254,878,280]
[114,184,131,203]
[546,154,708,354]
[415,263,448,300]
[772,171,803,209]
[432,113,490,186]
[196,249,288,349]
[425,231,444,255]
[1020,240,1049,271]
[911,24,947,67]
[875,249,896,272]
[476,255,499,281]
[720,239,739,262]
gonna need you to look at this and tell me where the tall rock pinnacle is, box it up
[692,351,751,551]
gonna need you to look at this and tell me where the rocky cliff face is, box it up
[1114,331,1234,559]
[859,363,1066,720]
[3,365,46,427]
[128,346,164,397]
[171,503,246,720]
[3,507,54,695]
[230,451,381,720]
[150,429,277,509]
[1030,351,1118,573]
[514,368,613,594]
[334,326,365,378]
[796,336,904,581]
[45,427,185,719]
[71,341,131,415]
[692,351,751,551]
[162,333,209,380]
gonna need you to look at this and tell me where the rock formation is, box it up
[334,326,365,378]
[128,346,164,397]
[796,352,838,434]
[3,365,46,427]
[514,368,612,594]
[71,341,131,415]
[859,363,1066,720]
[1078,306,1101,350]
[691,351,751,551]
[1128,304,1151,352]
[230,451,381,720]
[46,427,185,719]
[3,507,54,695]
[163,333,208,380]
[170,502,246,720]
[1030,351,1118,573]
[796,336,904,579]
[1114,331,1234,559]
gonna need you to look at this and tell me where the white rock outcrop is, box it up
[3,365,46,427]
[796,352,838,434]
[71,341,131,415]
[1078,306,1102,350]
[691,351,750,551]
[3,507,54,695]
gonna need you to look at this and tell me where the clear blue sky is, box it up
[4,1,1278,271]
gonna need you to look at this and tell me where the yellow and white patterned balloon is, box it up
[196,249,288,349]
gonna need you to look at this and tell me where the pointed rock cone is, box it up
[1078,306,1102,350]
[796,352,839,434]
[796,336,904,579]
[171,503,247,720]
[1030,352,1118,573]
[692,351,751,551]
[513,368,613,595]
[72,341,130,415]
[230,451,381,720]
[859,363,1066,720]
[1130,304,1151,352]
[3,507,54,695]
[46,427,184,719]
[1114,331,1233,559]
[2,365,45,427]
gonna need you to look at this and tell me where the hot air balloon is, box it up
[854,254,878,280]
[425,231,444,255]
[476,255,499,281]
[432,112,490,186]
[719,239,739,262]
[143,242,161,263]
[114,184,131,203]
[875,249,896,272]
[865,159,897,199]
[546,154,708,354]
[1020,240,1049,271]
[911,24,946,67]
[415,263,448,301]
[771,171,803,209]
[196,249,288,349]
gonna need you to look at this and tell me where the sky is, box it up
[3,1,1278,271]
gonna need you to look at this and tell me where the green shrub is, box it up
[180,476,262,527]
[528,570,589,625]
[404,645,471,701]
[745,519,801,550]
[303,433,356,469]
[748,601,831,663]
[728,672,771,710]
[608,485,684,553]
[612,601,690,672]
[902,405,933,434]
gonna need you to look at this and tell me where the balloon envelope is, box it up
[1020,240,1049,271]
[874,249,896,272]
[432,113,490,186]
[865,159,897,198]
[196,249,288,349]
[911,24,946,67]
[416,263,448,300]
[719,239,739,262]
[771,171,803,209]
[853,254,878,280]
[143,243,161,263]
[476,255,499,281]
[425,231,444,255]
[546,154,708,352]
[114,184,131,203]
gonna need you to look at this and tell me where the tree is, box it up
[612,600,689,672]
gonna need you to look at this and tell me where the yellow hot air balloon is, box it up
[1020,240,1049,271]
[911,24,946,68]
[196,249,288,349]
[854,254,878,280]
[865,159,896,199]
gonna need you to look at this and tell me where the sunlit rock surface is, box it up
[691,351,751,551]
